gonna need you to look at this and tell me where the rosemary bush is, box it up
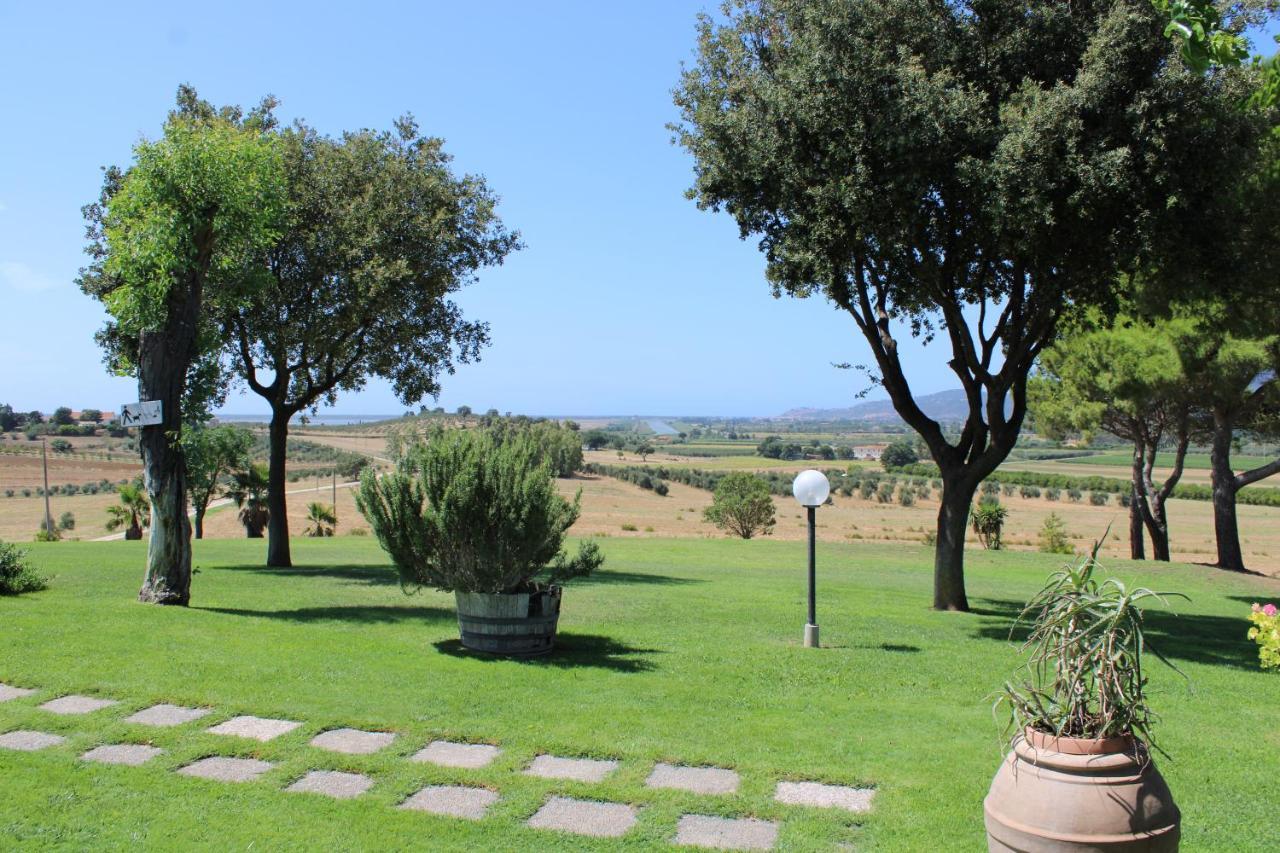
[356,427,602,594]
[1001,543,1184,744]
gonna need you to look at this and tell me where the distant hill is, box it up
[778,389,972,423]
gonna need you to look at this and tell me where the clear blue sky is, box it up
[1,4,1276,418]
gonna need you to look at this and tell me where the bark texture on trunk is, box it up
[193,509,205,540]
[266,410,292,567]
[1128,445,1146,561]
[136,332,193,605]
[934,475,976,612]
[1210,416,1245,571]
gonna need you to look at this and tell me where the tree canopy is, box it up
[673,0,1267,610]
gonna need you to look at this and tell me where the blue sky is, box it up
[1,4,1276,418]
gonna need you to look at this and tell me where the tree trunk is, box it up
[193,507,205,540]
[1209,413,1245,571]
[933,474,975,612]
[1128,443,1146,560]
[266,408,292,567]
[136,328,193,605]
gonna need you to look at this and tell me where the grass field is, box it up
[1056,452,1276,471]
[2,538,1278,850]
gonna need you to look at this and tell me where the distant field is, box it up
[1058,452,1275,471]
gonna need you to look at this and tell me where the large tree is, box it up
[1179,324,1280,571]
[221,117,519,568]
[674,0,1262,610]
[79,88,284,604]
[1029,317,1195,561]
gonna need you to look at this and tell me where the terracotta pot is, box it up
[984,727,1180,852]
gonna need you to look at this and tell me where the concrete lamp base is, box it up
[803,624,820,648]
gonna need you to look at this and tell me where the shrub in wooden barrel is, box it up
[985,728,1180,852]
[454,586,562,657]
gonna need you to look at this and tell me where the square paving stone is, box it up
[646,763,740,795]
[310,728,396,755]
[412,740,501,769]
[81,744,164,766]
[523,754,619,783]
[0,731,66,751]
[178,756,274,783]
[400,785,499,820]
[206,715,301,742]
[0,684,36,703]
[774,781,875,813]
[125,704,212,727]
[676,815,779,850]
[526,796,638,838]
[286,770,374,799]
[39,695,119,715]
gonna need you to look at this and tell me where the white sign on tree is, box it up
[120,400,163,428]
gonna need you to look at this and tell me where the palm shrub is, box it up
[972,499,1008,550]
[356,427,602,593]
[105,482,150,539]
[306,502,337,537]
[703,471,776,539]
[1000,545,1184,744]
[226,463,271,538]
[0,541,47,595]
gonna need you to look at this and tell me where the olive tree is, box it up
[79,87,283,604]
[703,472,776,539]
[674,0,1261,610]
[220,117,519,568]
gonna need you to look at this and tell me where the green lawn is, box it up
[2,537,1278,850]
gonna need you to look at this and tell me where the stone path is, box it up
[401,785,498,820]
[412,740,500,768]
[0,680,877,850]
[527,796,638,838]
[524,754,618,782]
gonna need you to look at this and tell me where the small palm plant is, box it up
[972,498,1007,550]
[225,463,270,538]
[306,502,337,537]
[1000,541,1185,746]
[105,482,150,540]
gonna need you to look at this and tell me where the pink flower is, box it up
[1264,604,1278,618]
[1255,603,1263,612]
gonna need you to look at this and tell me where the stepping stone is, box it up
[400,785,498,820]
[0,684,36,703]
[39,695,119,715]
[523,754,618,783]
[310,728,396,755]
[178,756,274,783]
[774,781,875,813]
[676,814,778,850]
[286,770,374,799]
[125,704,211,727]
[81,744,164,766]
[526,796,638,838]
[646,763,740,795]
[206,715,300,742]
[0,730,66,751]
[412,740,500,769]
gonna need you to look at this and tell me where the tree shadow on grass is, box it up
[970,597,1259,671]
[432,634,661,674]
[210,563,400,587]
[195,603,455,625]
[573,570,702,587]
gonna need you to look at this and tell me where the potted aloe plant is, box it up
[985,544,1183,852]
[356,426,602,656]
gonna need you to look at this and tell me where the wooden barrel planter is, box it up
[454,587,562,657]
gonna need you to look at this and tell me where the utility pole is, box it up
[41,438,53,536]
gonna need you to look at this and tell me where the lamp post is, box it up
[792,469,830,648]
